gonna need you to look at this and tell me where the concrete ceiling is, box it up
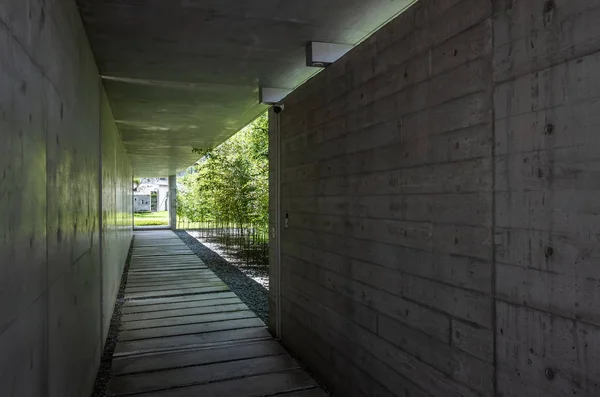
[77,0,414,176]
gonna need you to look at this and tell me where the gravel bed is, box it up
[175,230,269,324]
[91,236,134,397]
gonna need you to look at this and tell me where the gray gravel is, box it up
[91,236,134,397]
[175,230,269,324]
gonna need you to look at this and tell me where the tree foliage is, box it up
[177,113,269,230]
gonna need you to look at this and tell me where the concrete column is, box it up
[267,108,281,338]
[168,175,177,230]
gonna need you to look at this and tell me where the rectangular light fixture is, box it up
[259,87,292,104]
[306,42,353,67]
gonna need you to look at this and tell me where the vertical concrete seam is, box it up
[276,109,283,339]
[131,174,135,229]
[98,78,104,350]
[489,3,498,396]
[43,63,50,397]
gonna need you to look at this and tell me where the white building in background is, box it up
[135,177,169,211]
[134,194,151,212]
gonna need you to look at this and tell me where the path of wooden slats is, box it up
[107,230,327,397]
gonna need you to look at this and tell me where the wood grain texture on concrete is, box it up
[107,230,327,397]
[269,0,600,395]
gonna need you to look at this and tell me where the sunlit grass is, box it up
[134,211,169,226]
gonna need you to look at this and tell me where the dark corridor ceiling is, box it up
[77,0,415,176]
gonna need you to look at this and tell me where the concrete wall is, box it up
[272,0,600,396]
[0,1,132,396]
[268,107,280,336]
[101,91,133,341]
[493,0,600,395]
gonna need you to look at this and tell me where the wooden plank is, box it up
[278,389,330,397]
[135,238,185,240]
[125,283,225,294]
[125,281,224,293]
[133,249,192,254]
[129,262,198,267]
[132,254,192,257]
[108,354,299,396]
[125,278,223,295]
[121,303,249,321]
[127,270,212,278]
[124,285,230,300]
[127,268,211,275]
[108,231,326,397]
[120,310,257,331]
[127,269,209,274]
[122,369,317,397]
[128,267,207,273]
[134,241,185,245]
[114,327,273,356]
[133,245,190,248]
[127,277,220,285]
[129,264,206,270]
[125,278,223,289]
[129,262,204,268]
[122,292,237,308]
[128,267,208,272]
[129,262,205,267]
[130,257,200,262]
[131,259,200,263]
[132,253,198,257]
[126,273,219,283]
[132,249,193,253]
[128,268,208,274]
[134,241,184,243]
[130,260,203,265]
[129,263,205,269]
[135,237,184,240]
[128,262,205,267]
[121,297,242,315]
[133,245,187,248]
[111,340,286,375]
[132,253,196,258]
[131,255,199,260]
[133,246,187,249]
[129,261,204,266]
[119,317,265,341]
[133,247,188,249]
[125,282,222,290]
[127,270,208,276]
[126,273,219,281]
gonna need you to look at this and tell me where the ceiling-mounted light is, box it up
[306,42,353,67]
[259,87,292,105]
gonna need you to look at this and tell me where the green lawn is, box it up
[134,211,169,226]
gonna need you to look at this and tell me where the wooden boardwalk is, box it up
[108,230,327,397]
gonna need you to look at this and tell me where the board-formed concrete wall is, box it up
[271,0,600,395]
[493,0,600,395]
[101,91,134,341]
[0,1,132,396]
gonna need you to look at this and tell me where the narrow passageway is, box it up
[106,231,326,396]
